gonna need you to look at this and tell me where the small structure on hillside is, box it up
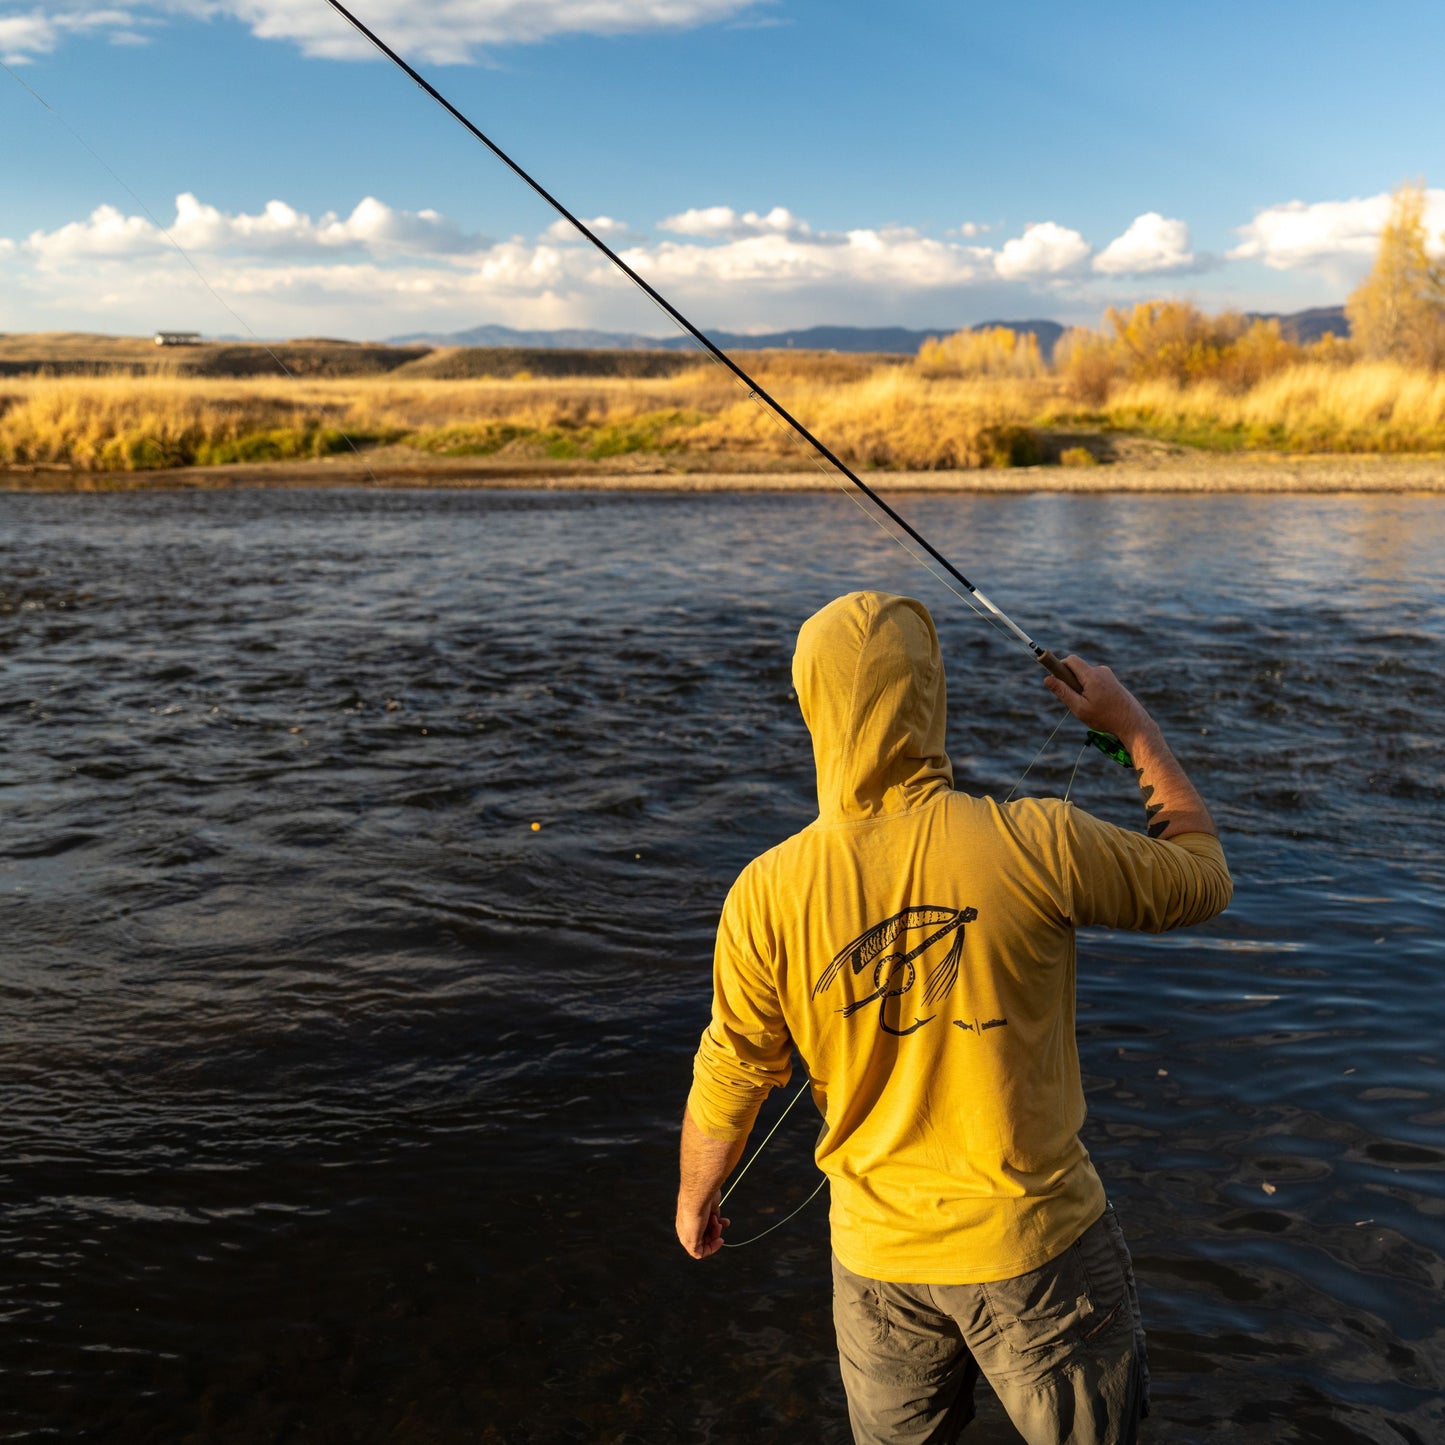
[154,331,202,347]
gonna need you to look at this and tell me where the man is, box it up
[675,591,1231,1444]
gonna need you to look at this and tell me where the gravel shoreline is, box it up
[3,451,1442,493]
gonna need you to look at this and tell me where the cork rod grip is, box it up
[1037,649,1084,695]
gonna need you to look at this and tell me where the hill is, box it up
[386,320,1068,357]
[0,334,426,378]
[1251,306,1349,344]
[384,313,1348,359]
[0,308,1351,381]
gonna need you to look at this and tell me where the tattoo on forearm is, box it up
[1135,767,1170,838]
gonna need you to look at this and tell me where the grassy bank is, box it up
[0,365,1045,473]
[1089,364,1445,454]
[2,353,1445,475]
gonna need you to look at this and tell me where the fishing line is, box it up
[718,1076,827,1248]
[715,366,1023,646]
[718,1080,813,1210]
[713,1080,826,1248]
[0,60,380,484]
[315,0,1136,1247]
[318,0,1093,699]
[1002,711,1074,804]
[1062,737,1091,804]
[723,1177,828,1249]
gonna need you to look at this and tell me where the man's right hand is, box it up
[1043,653,1218,840]
[1043,653,1152,748]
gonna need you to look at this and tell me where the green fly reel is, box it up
[1086,730,1133,768]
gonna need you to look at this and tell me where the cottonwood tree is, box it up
[1346,182,1445,369]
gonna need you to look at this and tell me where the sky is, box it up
[2,0,1444,341]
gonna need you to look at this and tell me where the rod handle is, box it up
[1037,649,1084,695]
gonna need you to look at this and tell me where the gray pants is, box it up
[832,1206,1149,1445]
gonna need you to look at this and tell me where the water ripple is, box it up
[1,487,1441,1441]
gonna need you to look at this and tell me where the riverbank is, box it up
[3,449,1442,493]
[6,351,1445,479]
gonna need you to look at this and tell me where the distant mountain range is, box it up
[388,308,1348,359]
[386,320,1068,355]
[1250,306,1349,345]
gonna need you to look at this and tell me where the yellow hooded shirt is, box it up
[688,591,1232,1284]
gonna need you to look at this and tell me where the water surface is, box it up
[2,487,1442,1442]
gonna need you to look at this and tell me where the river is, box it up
[2,486,1441,1442]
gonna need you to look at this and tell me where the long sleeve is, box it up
[686,878,794,1142]
[1058,804,1233,932]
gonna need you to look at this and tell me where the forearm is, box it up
[679,1107,747,1207]
[1118,716,1216,840]
[676,1107,749,1259]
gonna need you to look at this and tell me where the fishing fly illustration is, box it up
[813,906,979,1036]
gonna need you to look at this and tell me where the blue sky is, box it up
[2,0,1444,340]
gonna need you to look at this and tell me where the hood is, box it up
[792,591,954,821]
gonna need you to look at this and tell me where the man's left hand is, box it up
[676,1190,730,1258]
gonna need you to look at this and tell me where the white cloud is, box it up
[313,195,483,253]
[1231,190,1445,271]
[0,198,1018,336]
[0,6,140,63]
[1,0,765,64]
[545,215,636,243]
[23,193,487,264]
[1093,212,1194,275]
[27,203,159,260]
[8,194,1249,337]
[625,226,992,294]
[658,205,810,239]
[993,221,1091,281]
[956,221,991,238]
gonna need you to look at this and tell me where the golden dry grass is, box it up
[1081,362,1445,453]
[3,355,1444,474]
[0,376,361,469]
[0,367,1051,471]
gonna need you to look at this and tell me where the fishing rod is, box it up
[318,0,1092,700]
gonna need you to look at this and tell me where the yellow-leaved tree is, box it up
[915,327,1046,378]
[1346,182,1445,369]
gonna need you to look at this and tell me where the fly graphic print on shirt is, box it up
[812,906,990,1037]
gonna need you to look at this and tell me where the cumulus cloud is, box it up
[5,194,1223,337]
[993,221,1091,281]
[629,225,993,294]
[1092,212,1195,275]
[545,215,637,243]
[0,6,141,63]
[657,205,810,240]
[1230,190,1445,271]
[2,0,763,64]
[23,193,487,264]
[0,197,1027,336]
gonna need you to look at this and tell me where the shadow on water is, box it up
[1,487,1442,1442]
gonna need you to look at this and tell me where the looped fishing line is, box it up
[719,1077,826,1249]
